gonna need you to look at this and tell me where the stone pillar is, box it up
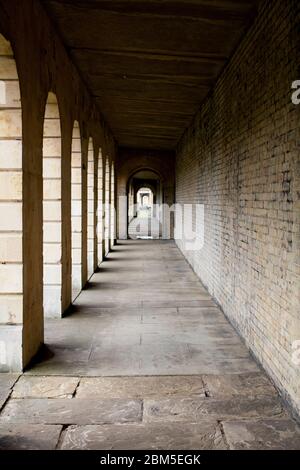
[93,146,98,271]
[0,34,23,370]
[61,123,72,314]
[97,148,104,265]
[110,161,116,248]
[42,93,63,318]
[71,122,82,300]
[104,156,111,255]
[87,139,95,279]
[118,178,128,240]
[81,138,88,288]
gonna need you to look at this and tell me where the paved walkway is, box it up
[0,241,299,449]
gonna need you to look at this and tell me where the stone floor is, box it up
[0,240,299,449]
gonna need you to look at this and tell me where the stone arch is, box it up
[127,168,163,240]
[116,149,175,241]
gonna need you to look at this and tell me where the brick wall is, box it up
[175,0,300,417]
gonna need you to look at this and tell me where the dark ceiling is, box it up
[42,0,259,150]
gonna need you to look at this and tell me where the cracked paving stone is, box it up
[144,396,283,422]
[0,424,62,450]
[222,419,300,450]
[60,422,227,450]
[75,376,205,399]
[0,374,20,395]
[0,374,20,408]
[12,375,79,398]
[0,398,142,425]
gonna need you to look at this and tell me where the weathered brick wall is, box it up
[175,0,300,417]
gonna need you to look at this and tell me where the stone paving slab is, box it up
[24,241,264,377]
[0,241,296,449]
[0,424,62,450]
[12,376,79,398]
[0,374,19,409]
[142,300,216,308]
[222,419,300,450]
[0,398,142,425]
[60,421,226,450]
[203,372,277,398]
[76,376,205,399]
[144,396,283,423]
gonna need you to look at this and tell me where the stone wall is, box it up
[0,0,116,370]
[175,0,300,417]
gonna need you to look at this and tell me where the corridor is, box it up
[0,241,299,450]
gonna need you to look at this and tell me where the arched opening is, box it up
[137,187,154,215]
[127,169,162,240]
[87,138,96,279]
[71,121,82,300]
[104,157,110,255]
[42,92,62,318]
[0,34,23,369]
[97,148,104,265]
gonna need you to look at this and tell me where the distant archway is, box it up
[127,169,162,240]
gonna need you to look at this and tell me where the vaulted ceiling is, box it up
[42,0,259,150]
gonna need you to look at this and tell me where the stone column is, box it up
[81,138,88,288]
[42,93,63,318]
[104,156,111,256]
[71,122,82,300]
[0,34,24,370]
[110,161,115,248]
[87,139,95,279]
[97,148,104,265]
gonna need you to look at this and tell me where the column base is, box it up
[0,324,23,372]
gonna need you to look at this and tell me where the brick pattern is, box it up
[175,0,300,417]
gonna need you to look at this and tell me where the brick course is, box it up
[175,0,300,417]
